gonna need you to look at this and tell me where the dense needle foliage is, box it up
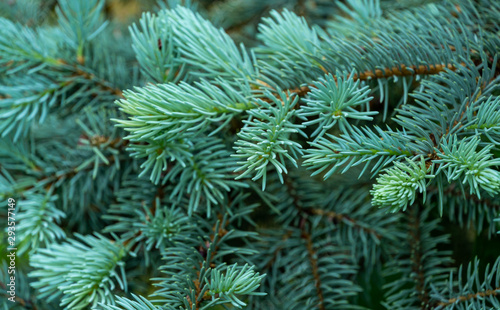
[1,0,500,309]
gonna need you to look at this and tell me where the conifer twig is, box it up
[408,205,431,308]
[50,58,124,98]
[283,175,383,239]
[282,176,325,310]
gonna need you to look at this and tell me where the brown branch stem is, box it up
[191,216,229,309]
[302,230,326,310]
[428,183,500,210]
[437,288,500,307]
[308,208,383,240]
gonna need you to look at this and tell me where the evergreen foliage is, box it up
[0,0,499,309]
